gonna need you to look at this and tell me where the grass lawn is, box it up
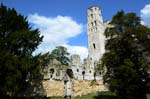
[49,92,120,99]
[50,93,150,99]
[48,94,95,99]
[147,94,150,99]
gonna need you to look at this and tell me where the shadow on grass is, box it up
[94,91,120,99]
[94,95,120,99]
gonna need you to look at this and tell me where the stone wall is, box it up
[42,80,108,97]
[42,80,64,97]
[73,80,108,97]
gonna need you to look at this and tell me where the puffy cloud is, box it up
[28,13,88,60]
[63,44,88,61]
[140,4,150,26]
[28,13,83,44]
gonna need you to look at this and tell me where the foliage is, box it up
[50,46,70,66]
[0,4,44,96]
[100,11,150,99]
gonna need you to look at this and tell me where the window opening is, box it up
[89,70,91,73]
[91,22,93,27]
[91,14,93,18]
[93,43,96,49]
[94,21,97,25]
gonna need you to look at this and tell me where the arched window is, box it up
[89,70,91,73]
[94,20,97,25]
[50,75,53,78]
[77,69,79,72]
[66,69,74,78]
[91,14,93,18]
[50,68,54,74]
[93,43,96,49]
[91,22,93,27]
[82,71,85,80]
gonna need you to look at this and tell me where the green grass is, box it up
[2,92,149,99]
[45,93,149,99]
[147,94,150,99]
[46,94,95,99]
[73,94,95,99]
[49,92,119,99]
[6,92,149,99]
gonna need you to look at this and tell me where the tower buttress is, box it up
[87,6,105,68]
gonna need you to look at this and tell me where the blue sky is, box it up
[1,0,150,60]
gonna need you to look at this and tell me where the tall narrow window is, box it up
[94,21,97,25]
[91,14,93,18]
[91,22,93,27]
[93,43,96,49]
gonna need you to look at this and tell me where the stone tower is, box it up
[87,6,105,68]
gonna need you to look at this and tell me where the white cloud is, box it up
[140,4,150,26]
[28,13,88,60]
[63,44,88,61]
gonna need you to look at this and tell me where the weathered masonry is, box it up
[42,6,110,97]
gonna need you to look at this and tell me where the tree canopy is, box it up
[50,46,70,66]
[100,11,150,99]
[0,4,43,96]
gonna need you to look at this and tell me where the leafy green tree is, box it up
[100,11,150,99]
[0,4,43,96]
[50,46,70,66]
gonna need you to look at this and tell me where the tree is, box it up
[0,4,43,97]
[50,46,70,66]
[100,11,150,99]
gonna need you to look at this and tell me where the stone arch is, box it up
[77,68,79,72]
[89,70,92,73]
[50,68,55,78]
[50,68,54,74]
[82,71,85,80]
[66,69,74,79]
[64,69,73,98]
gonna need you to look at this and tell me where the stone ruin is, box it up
[42,6,111,97]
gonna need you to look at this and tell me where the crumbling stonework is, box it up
[42,80,108,97]
[42,80,64,97]
[43,6,108,81]
[42,6,109,97]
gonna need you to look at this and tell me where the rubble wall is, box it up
[42,80,108,97]
[73,80,108,97]
[42,80,64,97]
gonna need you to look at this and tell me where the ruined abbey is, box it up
[42,6,110,97]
